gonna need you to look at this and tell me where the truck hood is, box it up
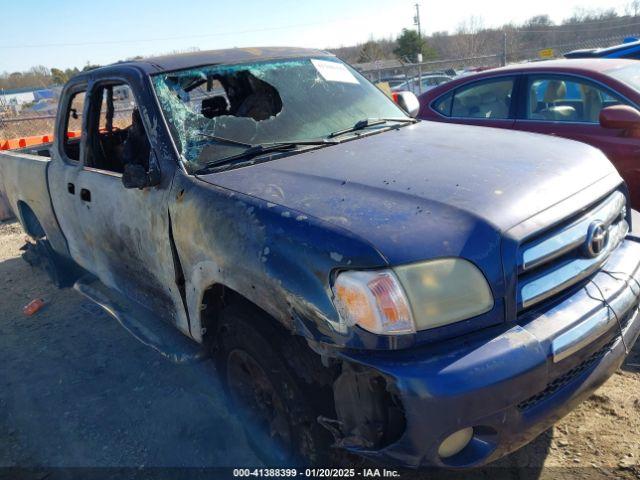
[198,121,619,266]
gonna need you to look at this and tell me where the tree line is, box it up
[0,64,101,92]
[331,6,640,65]
[0,49,200,91]
[2,6,640,90]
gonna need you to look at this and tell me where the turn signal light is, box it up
[332,270,415,335]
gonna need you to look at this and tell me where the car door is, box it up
[430,75,518,129]
[48,83,93,264]
[514,73,640,207]
[50,76,190,335]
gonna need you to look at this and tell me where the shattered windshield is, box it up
[152,57,407,172]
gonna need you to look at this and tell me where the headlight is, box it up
[332,270,415,335]
[331,258,493,335]
[394,258,494,330]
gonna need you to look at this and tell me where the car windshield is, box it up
[152,57,406,173]
[606,64,640,92]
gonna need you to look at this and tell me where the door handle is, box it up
[67,183,75,195]
[80,188,91,202]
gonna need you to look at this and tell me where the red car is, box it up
[418,58,640,208]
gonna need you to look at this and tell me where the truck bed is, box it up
[0,146,67,253]
[14,143,53,158]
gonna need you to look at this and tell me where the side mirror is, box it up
[122,162,160,189]
[599,105,640,130]
[392,91,420,118]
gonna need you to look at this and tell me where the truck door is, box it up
[48,83,94,266]
[49,79,191,337]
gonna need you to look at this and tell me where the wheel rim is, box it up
[226,349,293,460]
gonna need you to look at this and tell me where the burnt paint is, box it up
[200,121,618,262]
[1,58,624,352]
[4,54,640,469]
[197,121,619,344]
[46,66,193,335]
[168,170,389,345]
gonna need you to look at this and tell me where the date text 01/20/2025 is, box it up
[232,468,401,477]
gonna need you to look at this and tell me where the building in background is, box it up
[0,86,61,116]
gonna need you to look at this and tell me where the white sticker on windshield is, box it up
[311,59,359,84]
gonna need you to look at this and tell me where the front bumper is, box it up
[338,234,640,468]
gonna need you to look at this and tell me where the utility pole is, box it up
[414,3,422,39]
[502,31,507,67]
[414,3,423,94]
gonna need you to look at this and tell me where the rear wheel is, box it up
[37,239,65,287]
[215,304,333,466]
[22,238,76,288]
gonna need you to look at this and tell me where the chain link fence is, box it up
[0,112,59,142]
[354,33,639,84]
[508,34,634,62]
[356,54,502,84]
[2,33,640,142]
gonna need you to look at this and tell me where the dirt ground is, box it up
[0,219,639,480]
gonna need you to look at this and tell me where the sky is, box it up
[0,0,633,72]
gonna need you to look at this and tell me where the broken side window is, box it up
[152,57,405,173]
[63,91,85,162]
[87,83,150,173]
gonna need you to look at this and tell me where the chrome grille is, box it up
[517,191,628,311]
[517,335,617,411]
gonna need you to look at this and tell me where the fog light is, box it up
[438,427,473,458]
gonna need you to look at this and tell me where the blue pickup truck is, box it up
[565,37,640,59]
[0,47,639,469]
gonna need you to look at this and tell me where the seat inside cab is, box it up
[85,84,150,174]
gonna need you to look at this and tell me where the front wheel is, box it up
[215,305,333,466]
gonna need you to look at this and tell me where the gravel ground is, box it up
[0,220,639,479]
[0,221,259,474]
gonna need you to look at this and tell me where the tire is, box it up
[215,304,333,466]
[37,239,66,287]
[23,238,77,288]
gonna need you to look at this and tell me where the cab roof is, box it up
[116,46,334,74]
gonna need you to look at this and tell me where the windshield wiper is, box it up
[327,117,417,139]
[194,138,338,174]
[194,131,253,147]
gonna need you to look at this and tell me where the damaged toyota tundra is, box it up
[2,47,640,469]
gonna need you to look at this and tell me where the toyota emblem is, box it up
[584,221,609,258]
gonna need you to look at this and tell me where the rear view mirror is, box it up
[122,162,161,189]
[393,91,420,118]
[599,105,640,131]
